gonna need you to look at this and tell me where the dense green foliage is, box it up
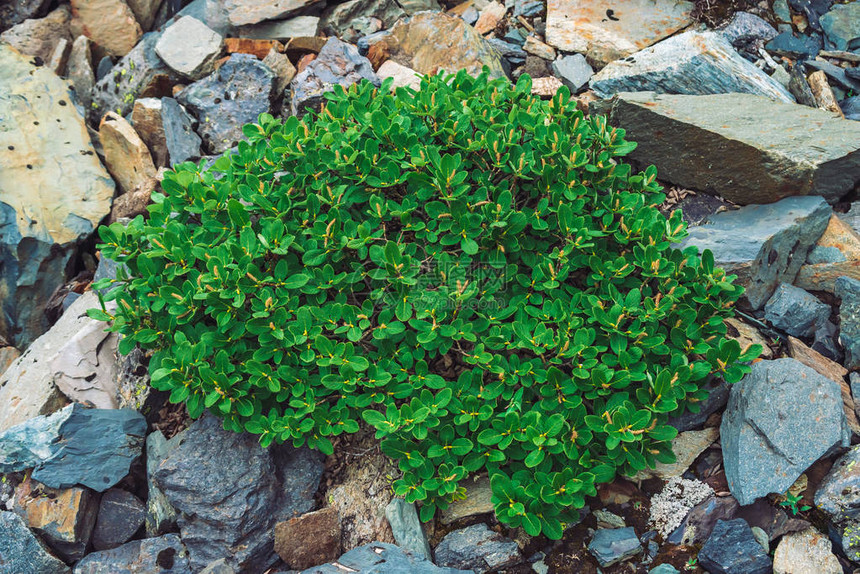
[91,70,758,538]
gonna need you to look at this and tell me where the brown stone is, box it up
[263,47,297,95]
[99,112,157,195]
[725,318,774,359]
[366,42,390,71]
[808,70,845,118]
[296,53,316,74]
[0,347,20,376]
[0,5,72,63]
[473,1,505,35]
[71,0,143,57]
[787,336,860,434]
[274,507,341,570]
[795,214,860,293]
[131,98,168,168]
[286,35,328,59]
[523,35,557,60]
[224,37,282,59]
[110,181,156,222]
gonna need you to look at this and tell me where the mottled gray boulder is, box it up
[837,276,860,370]
[434,523,521,573]
[290,37,379,117]
[667,496,740,546]
[155,15,223,80]
[92,489,146,551]
[222,0,323,26]
[552,54,592,93]
[31,405,147,492]
[764,283,830,337]
[679,196,831,310]
[595,92,860,206]
[236,15,320,40]
[73,534,192,574]
[319,0,405,44]
[815,445,860,523]
[699,519,771,574]
[300,542,470,574]
[820,1,860,51]
[716,11,778,55]
[145,429,183,537]
[765,31,822,59]
[587,527,641,568]
[590,30,794,102]
[385,498,431,559]
[169,0,234,36]
[153,413,324,572]
[177,53,275,153]
[0,405,73,472]
[161,97,202,165]
[721,359,850,506]
[0,511,70,574]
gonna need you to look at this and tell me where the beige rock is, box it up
[725,318,774,359]
[795,214,860,294]
[131,98,167,167]
[377,59,422,90]
[523,35,557,61]
[126,0,162,31]
[110,183,156,222]
[263,47,297,95]
[440,474,494,524]
[274,507,341,570]
[155,15,224,80]
[636,427,719,480]
[71,0,143,57]
[808,70,845,118]
[223,0,325,26]
[237,15,321,41]
[67,35,95,108]
[531,75,563,97]
[99,112,157,195]
[47,37,71,75]
[546,0,693,65]
[0,347,20,376]
[0,5,72,63]
[473,1,505,35]
[773,527,842,574]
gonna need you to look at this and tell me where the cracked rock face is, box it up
[721,358,850,506]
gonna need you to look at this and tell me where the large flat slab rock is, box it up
[590,30,794,102]
[546,0,693,66]
[679,196,831,310]
[0,46,114,349]
[596,92,860,205]
[222,0,323,26]
[721,358,850,506]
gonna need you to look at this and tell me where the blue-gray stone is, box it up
[820,1,860,51]
[667,495,740,546]
[434,523,521,573]
[95,56,114,82]
[92,488,146,551]
[487,38,527,64]
[144,429,184,537]
[587,527,641,568]
[813,320,843,362]
[837,276,860,370]
[0,403,74,473]
[300,542,472,574]
[177,53,275,153]
[0,511,70,574]
[513,0,542,18]
[766,31,822,59]
[699,519,771,574]
[788,0,832,31]
[650,564,680,574]
[319,0,404,44]
[763,283,830,337]
[153,413,324,572]
[844,96,860,121]
[384,498,431,559]
[808,245,847,264]
[73,533,192,574]
[815,444,860,522]
[31,405,147,492]
[503,27,525,45]
[717,11,778,55]
[551,54,592,93]
[721,358,850,506]
[668,377,729,432]
[161,97,202,166]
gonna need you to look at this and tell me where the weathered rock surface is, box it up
[773,527,842,574]
[177,53,275,153]
[155,15,223,80]
[441,474,494,524]
[70,0,143,57]
[144,429,183,537]
[666,495,740,546]
[551,53,592,93]
[377,59,421,90]
[699,519,771,574]
[815,445,860,524]
[153,413,324,572]
[820,1,860,52]
[597,92,860,205]
[303,542,470,574]
[649,476,714,539]
[0,5,72,63]
[99,112,158,195]
[796,214,860,293]
[161,97,203,165]
[635,427,718,480]
[0,0,52,30]
[126,0,161,31]
[0,403,73,471]
[0,46,114,348]
[365,12,505,79]
[274,507,341,570]
[435,523,522,573]
[222,0,323,26]
[587,527,641,568]
[668,378,730,432]
[320,0,404,44]
[131,97,167,167]
[0,511,71,574]
[591,31,794,102]
[67,35,95,110]
[92,489,146,551]
[764,283,830,337]
[385,498,431,559]
[73,533,192,574]
[836,276,860,371]
[680,196,830,310]
[237,15,319,41]
[545,0,693,65]
[721,358,850,506]
[716,11,778,55]
[291,37,379,116]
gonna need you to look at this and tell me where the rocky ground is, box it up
[1,0,860,572]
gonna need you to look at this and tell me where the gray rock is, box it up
[680,196,831,310]
[766,31,822,59]
[820,1,860,51]
[31,405,147,492]
[161,97,202,165]
[67,35,95,110]
[843,96,860,121]
[590,30,794,102]
[815,445,860,523]
[829,518,860,563]
[0,0,52,30]
[96,56,114,82]
[721,358,850,506]
[236,15,320,41]
[177,53,275,153]
[0,511,70,574]
[551,53,592,93]
[290,37,379,117]
[699,519,771,574]
[73,533,192,574]
[668,378,729,432]
[587,527,641,568]
[153,413,324,572]
[763,283,830,337]
[650,565,680,574]
[837,276,860,371]
[0,405,74,473]
[513,0,542,18]
[808,245,846,264]
[596,92,860,207]
[788,63,818,107]
[222,0,323,26]
[814,319,843,362]
[145,429,183,536]
[199,559,235,574]
[169,0,234,36]
[751,526,769,553]
[804,58,860,92]
[434,523,521,573]
[717,11,778,55]
[667,495,740,546]
[92,489,146,551]
[300,542,470,574]
[487,38,526,66]
[155,15,223,80]
[319,0,405,44]
[385,498,431,559]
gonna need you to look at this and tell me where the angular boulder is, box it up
[161,97,203,166]
[0,511,70,574]
[310,542,470,573]
[796,214,860,293]
[385,498,431,559]
[595,92,860,205]
[222,0,323,26]
[720,358,850,506]
[69,0,142,57]
[155,15,224,80]
[319,0,404,44]
[763,283,830,338]
[144,429,183,537]
[92,488,146,551]
[587,527,641,568]
[772,528,842,574]
[99,112,158,195]
[699,519,771,574]
[815,445,860,523]
[679,196,831,310]
[274,506,341,570]
[0,45,114,348]
[590,30,794,102]
[73,533,192,574]
[0,5,72,63]
[434,523,522,573]
[836,276,860,371]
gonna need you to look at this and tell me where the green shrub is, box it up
[91,70,758,538]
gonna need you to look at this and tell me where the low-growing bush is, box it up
[91,69,758,538]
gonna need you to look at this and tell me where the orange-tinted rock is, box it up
[71,0,142,57]
[274,507,342,570]
[225,37,282,59]
[0,5,72,63]
[99,112,157,195]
